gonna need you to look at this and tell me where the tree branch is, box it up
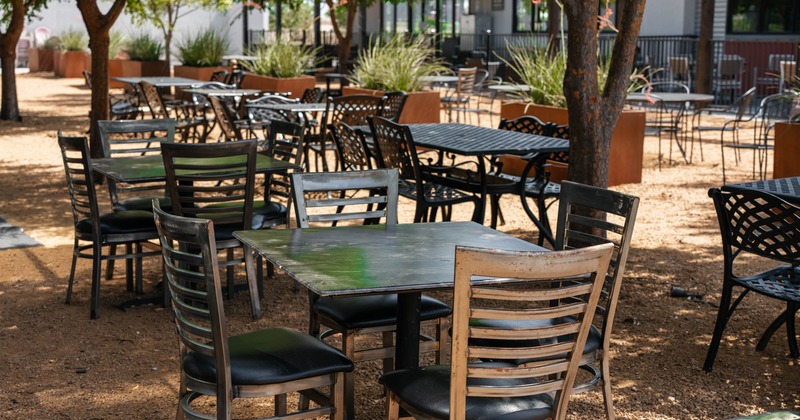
[603,0,646,106]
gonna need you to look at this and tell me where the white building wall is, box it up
[639,0,696,36]
[22,2,254,60]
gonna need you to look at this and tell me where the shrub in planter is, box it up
[122,33,168,78]
[498,43,647,186]
[175,28,227,81]
[56,29,88,78]
[347,35,448,123]
[29,36,59,72]
[240,40,319,98]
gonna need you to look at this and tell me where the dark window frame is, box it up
[727,0,800,34]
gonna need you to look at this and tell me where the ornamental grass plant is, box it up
[243,40,319,78]
[58,29,88,52]
[349,34,449,92]
[127,33,162,61]
[178,28,227,67]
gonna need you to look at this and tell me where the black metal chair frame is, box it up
[153,202,352,420]
[160,140,262,319]
[58,133,161,319]
[705,187,800,372]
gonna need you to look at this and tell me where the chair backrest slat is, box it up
[291,169,399,228]
[451,243,613,419]
[58,134,100,229]
[161,140,257,230]
[554,181,639,354]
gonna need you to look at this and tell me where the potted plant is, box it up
[121,32,169,78]
[174,28,227,81]
[55,29,88,78]
[345,35,448,124]
[499,43,647,186]
[28,36,59,73]
[240,40,318,99]
[773,81,800,178]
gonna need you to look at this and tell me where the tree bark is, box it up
[695,0,715,95]
[326,0,356,73]
[77,0,127,158]
[0,0,27,122]
[545,0,562,57]
[561,0,646,188]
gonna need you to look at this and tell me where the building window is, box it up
[513,0,549,32]
[728,0,800,34]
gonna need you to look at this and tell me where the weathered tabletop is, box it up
[92,154,299,183]
[235,221,543,369]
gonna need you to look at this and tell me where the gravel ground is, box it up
[0,73,798,419]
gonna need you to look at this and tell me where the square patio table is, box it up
[723,176,800,203]
[234,221,544,370]
[182,88,262,97]
[111,76,206,88]
[365,123,570,226]
[247,102,328,113]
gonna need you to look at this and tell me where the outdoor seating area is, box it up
[2,51,800,419]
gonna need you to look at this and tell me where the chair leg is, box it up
[787,302,799,358]
[332,371,346,420]
[66,239,79,304]
[106,244,117,281]
[90,242,103,320]
[704,281,735,372]
[244,245,261,320]
[226,248,235,300]
[125,243,133,291]
[343,332,356,420]
[275,394,287,415]
[382,331,395,374]
[135,243,144,295]
[386,390,401,420]
[601,356,616,420]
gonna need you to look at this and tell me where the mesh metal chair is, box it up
[58,133,161,319]
[311,94,383,172]
[705,187,800,372]
[139,81,207,142]
[381,242,613,420]
[440,67,477,122]
[291,169,452,419]
[369,116,482,223]
[153,201,353,420]
[378,91,408,122]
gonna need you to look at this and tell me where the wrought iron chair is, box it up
[705,187,800,372]
[330,122,374,172]
[380,242,613,420]
[690,87,756,180]
[369,116,482,223]
[310,94,383,172]
[492,116,568,245]
[58,133,161,319]
[225,69,245,88]
[152,202,353,420]
[378,91,408,122]
[300,87,323,104]
[209,69,228,83]
[139,81,207,142]
[723,93,794,182]
[647,81,690,169]
[207,95,246,142]
[290,168,452,420]
[160,140,262,319]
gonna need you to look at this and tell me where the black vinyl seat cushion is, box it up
[468,317,601,365]
[112,196,172,212]
[202,201,287,234]
[380,363,553,420]
[314,294,452,330]
[183,327,354,386]
[75,210,157,235]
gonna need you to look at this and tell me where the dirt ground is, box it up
[0,73,798,419]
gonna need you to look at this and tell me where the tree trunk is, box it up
[546,0,562,57]
[0,41,22,122]
[77,0,127,158]
[561,0,646,188]
[326,0,356,73]
[695,0,715,95]
[0,0,26,122]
